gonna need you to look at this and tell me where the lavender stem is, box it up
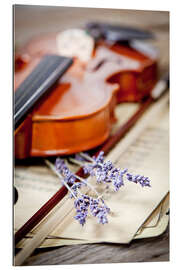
[44,159,77,199]
[69,157,86,167]
[68,158,102,198]
[79,152,104,169]
[79,152,95,162]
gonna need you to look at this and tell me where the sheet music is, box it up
[14,102,139,231]
[114,125,168,173]
[25,97,169,243]
[16,193,169,248]
[14,165,63,230]
[14,96,169,245]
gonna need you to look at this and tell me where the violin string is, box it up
[15,56,59,108]
[15,56,72,127]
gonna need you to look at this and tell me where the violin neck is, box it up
[14,54,73,130]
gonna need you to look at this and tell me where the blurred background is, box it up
[14,5,169,72]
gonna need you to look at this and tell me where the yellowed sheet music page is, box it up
[14,95,169,245]
[14,165,63,230]
[36,96,169,244]
[14,103,139,231]
[16,193,169,248]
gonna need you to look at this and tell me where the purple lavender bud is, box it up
[108,168,127,191]
[93,151,104,164]
[89,198,100,216]
[96,208,108,224]
[97,214,108,224]
[83,163,96,176]
[103,160,113,171]
[108,168,119,183]
[55,158,65,173]
[61,164,69,175]
[95,168,108,183]
[82,152,105,177]
[126,172,133,182]
[74,210,87,226]
[121,168,128,174]
[82,194,90,200]
[109,167,120,177]
[75,153,86,161]
[113,175,124,191]
[72,182,82,192]
[104,205,110,214]
[79,205,88,212]
[101,199,111,214]
[138,176,151,187]
[64,174,76,185]
[60,164,76,185]
[69,193,74,199]
[126,173,151,187]
[74,197,84,208]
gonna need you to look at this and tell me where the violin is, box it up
[14,26,157,159]
[14,32,120,159]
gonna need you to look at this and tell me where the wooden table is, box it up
[23,227,169,265]
[14,6,169,265]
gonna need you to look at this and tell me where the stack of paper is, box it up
[14,94,169,248]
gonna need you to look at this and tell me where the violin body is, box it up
[93,41,157,102]
[14,32,157,159]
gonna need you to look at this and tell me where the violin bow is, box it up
[14,72,169,250]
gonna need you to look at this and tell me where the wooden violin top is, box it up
[14,31,157,158]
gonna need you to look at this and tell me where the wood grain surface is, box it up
[23,226,169,265]
[14,5,169,265]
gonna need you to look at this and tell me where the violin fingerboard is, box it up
[14,54,73,129]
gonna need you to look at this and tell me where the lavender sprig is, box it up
[78,151,151,190]
[47,158,111,226]
[126,173,151,187]
[47,150,151,227]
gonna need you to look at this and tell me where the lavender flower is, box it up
[83,163,96,176]
[137,176,151,187]
[94,151,105,164]
[82,151,105,175]
[52,157,111,226]
[113,175,124,191]
[70,182,82,197]
[95,160,114,183]
[95,167,108,183]
[74,209,88,226]
[126,173,151,187]
[55,158,65,172]
[109,168,127,191]
[103,160,113,171]
[89,197,110,225]
[74,153,86,162]
[83,153,113,183]
[96,208,108,224]
[64,170,76,185]
[73,195,91,226]
[55,159,75,185]
[74,197,84,208]
[53,152,151,227]
[89,198,100,216]
[80,151,151,192]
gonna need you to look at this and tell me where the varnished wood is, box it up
[14,29,157,158]
[14,37,119,158]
